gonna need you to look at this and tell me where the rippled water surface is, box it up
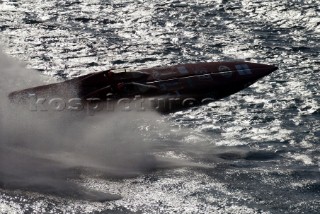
[0,0,319,213]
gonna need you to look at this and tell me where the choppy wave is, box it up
[0,0,319,213]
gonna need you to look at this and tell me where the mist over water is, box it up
[0,53,208,202]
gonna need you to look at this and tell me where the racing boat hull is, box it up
[9,62,277,112]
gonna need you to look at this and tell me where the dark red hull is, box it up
[9,62,277,112]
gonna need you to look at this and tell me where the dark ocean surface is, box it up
[0,0,319,213]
